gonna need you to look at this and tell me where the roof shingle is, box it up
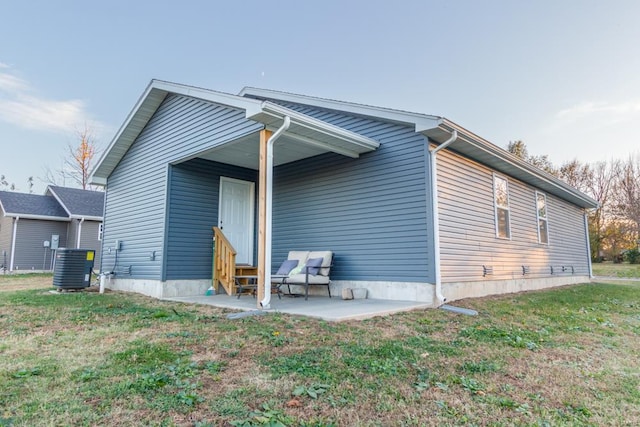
[48,186,104,217]
[0,191,69,218]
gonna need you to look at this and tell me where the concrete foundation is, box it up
[104,277,211,299]
[442,275,590,302]
[105,274,591,307]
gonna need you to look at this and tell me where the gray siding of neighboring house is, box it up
[0,215,13,269]
[12,219,68,271]
[101,94,263,279]
[67,220,78,250]
[165,158,257,280]
[75,220,102,268]
[437,148,589,282]
[270,103,435,283]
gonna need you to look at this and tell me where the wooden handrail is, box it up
[212,227,237,295]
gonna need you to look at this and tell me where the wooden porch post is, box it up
[257,129,272,307]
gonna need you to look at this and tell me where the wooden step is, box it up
[234,265,258,297]
[235,265,258,276]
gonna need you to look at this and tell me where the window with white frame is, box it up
[98,223,103,241]
[493,175,511,239]
[536,192,548,244]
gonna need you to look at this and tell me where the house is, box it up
[0,186,104,272]
[89,80,597,307]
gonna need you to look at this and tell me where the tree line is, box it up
[508,141,640,263]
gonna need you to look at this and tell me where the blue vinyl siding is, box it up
[437,148,590,281]
[270,103,435,283]
[165,158,257,280]
[101,94,263,279]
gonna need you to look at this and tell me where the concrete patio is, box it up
[164,292,432,322]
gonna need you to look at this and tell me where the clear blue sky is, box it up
[1,0,639,193]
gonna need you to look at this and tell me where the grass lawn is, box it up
[591,262,640,278]
[1,275,639,426]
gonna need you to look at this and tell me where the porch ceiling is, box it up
[190,104,381,170]
[194,129,362,170]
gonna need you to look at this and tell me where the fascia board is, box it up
[69,215,103,221]
[3,213,71,221]
[90,80,264,185]
[422,120,598,209]
[90,176,107,186]
[256,102,380,151]
[240,87,443,130]
[90,81,164,184]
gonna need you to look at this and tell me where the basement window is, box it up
[536,192,549,244]
[493,174,511,239]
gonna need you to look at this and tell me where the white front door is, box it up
[218,177,254,265]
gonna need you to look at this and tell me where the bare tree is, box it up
[507,140,528,160]
[584,161,619,261]
[42,126,100,190]
[506,140,557,175]
[558,159,591,193]
[612,154,640,243]
[0,175,15,191]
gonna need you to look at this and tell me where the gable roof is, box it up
[47,186,104,220]
[240,87,598,209]
[90,80,379,185]
[0,191,70,221]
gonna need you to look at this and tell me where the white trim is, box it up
[76,218,85,248]
[91,80,379,186]
[258,102,380,152]
[69,215,103,222]
[98,223,104,241]
[425,122,598,209]
[218,177,255,265]
[90,80,263,184]
[239,86,442,131]
[493,173,511,240]
[9,216,18,271]
[584,211,593,278]
[277,131,360,159]
[1,213,70,222]
[535,191,549,245]
[428,130,458,306]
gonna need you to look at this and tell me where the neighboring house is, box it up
[89,79,597,307]
[0,186,104,272]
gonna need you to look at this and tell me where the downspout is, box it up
[9,216,19,272]
[428,130,457,306]
[584,210,593,278]
[260,116,291,309]
[77,217,85,248]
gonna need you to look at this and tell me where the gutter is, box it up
[428,120,598,209]
[259,102,380,151]
[2,213,70,222]
[77,217,85,248]
[10,216,19,271]
[428,130,457,306]
[260,116,291,309]
[584,210,594,278]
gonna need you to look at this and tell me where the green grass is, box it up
[1,278,639,426]
[592,261,640,278]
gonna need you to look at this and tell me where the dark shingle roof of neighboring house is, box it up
[0,191,70,220]
[47,186,105,219]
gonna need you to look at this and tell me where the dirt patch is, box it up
[0,274,54,292]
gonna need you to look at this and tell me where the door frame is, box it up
[218,176,255,265]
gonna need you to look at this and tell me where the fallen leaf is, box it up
[286,398,302,408]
